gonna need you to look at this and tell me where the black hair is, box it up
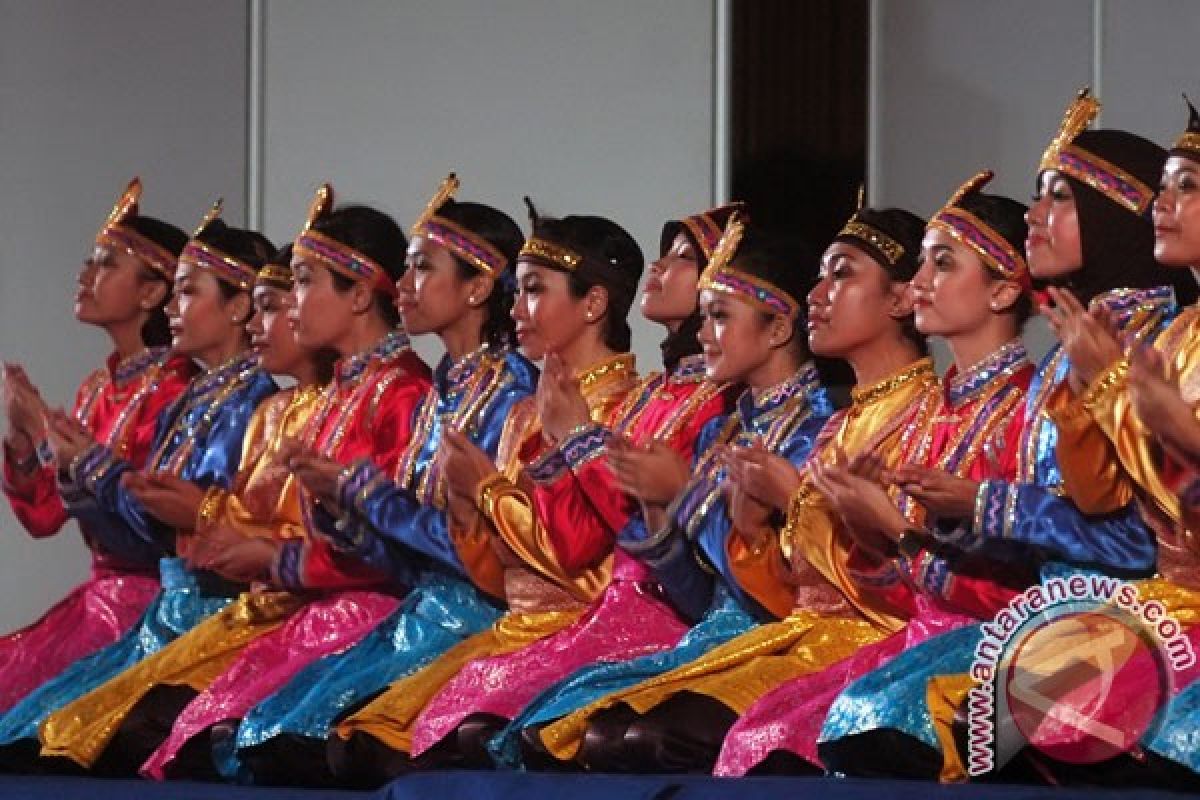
[836,207,929,355]
[531,214,645,352]
[194,220,276,328]
[1039,129,1197,306]
[125,215,187,348]
[955,191,1035,329]
[312,205,408,327]
[434,199,523,350]
[727,227,818,360]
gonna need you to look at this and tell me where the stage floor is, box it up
[1,772,1198,799]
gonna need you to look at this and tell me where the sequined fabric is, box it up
[534,586,757,761]
[229,572,499,782]
[409,552,690,758]
[140,589,400,779]
[0,571,159,715]
[39,589,302,768]
[0,557,235,748]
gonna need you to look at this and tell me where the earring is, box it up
[586,312,595,321]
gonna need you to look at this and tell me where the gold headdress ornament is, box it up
[105,177,142,230]
[293,182,396,297]
[179,198,256,290]
[302,183,335,233]
[411,173,460,235]
[947,169,994,206]
[929,169,1030,290]
[95,177,178,279]
[698,213,798,318]
[699,212,745,286]
[409,173,508,275]
[1171,93,1200,160]
[1038,88,1101,172]
[1038,87,1154,214]
[192,198,224,238]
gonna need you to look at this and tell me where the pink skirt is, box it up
[411,563,688,757]
[0,570,158,714]
[715,602,971,775]
[141,588,400,779]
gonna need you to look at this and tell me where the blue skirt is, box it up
[227,571,499,781]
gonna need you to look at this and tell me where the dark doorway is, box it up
[730,0,869,393]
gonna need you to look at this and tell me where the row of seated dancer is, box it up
[2,87,1200,790]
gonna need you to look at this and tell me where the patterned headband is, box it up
[293,183,397,298]
[928,170,1031,291]
[1038,88,1155,215]
[94,177,178,279]
[518,236,585,272]
[179,200,257,290]
[698,213,799,319]
[410,173,508,275]
[836,218,905,267]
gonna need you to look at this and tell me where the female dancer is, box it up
[0,179,195,713]
[0,202,278,768]
[332,203,738,782]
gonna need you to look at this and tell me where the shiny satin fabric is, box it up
[534,586,756,761]
[338,606,582,757]
[723,346,1036,776]
[0,557,236,749]
[34,386,327,768]
[138,342,440,778]
[0,350,194,712]
[380,358,728,765]
[229,572,499,782]
[333,354,642,760]
[0,356,275,754]
[0,571,159,715]
[140,589,400,779]
[529,369,834,763]
[39,589,302,768]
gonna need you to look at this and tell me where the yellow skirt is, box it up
[930,577,1200,782]
[336,608,581,753]
[540,610,886,761]
[39,590,301,767]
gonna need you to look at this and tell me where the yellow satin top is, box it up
[462,353,639,607]
[728,358,940,633]
[189,383,328,545]
[1053,306,1200,584]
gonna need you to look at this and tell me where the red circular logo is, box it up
[1004,610,1167,764]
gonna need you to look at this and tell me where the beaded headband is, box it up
[256,262,293,289]
[410,173,508,276]
[1171,94,1200,162]
[698,213,799,319]
[1038,88,1155,215]
[293,183,397,298]
[178,199,257,290]
[929,170,1031,291]
[94,177,178,279]
[836,218,905,267]
[518,235,585,272]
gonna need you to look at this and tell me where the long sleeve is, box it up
[65,370,275,562]
[327,361,536,582]
[267,350,432,591]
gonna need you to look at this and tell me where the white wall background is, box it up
[256,0,717,366]
[869,0,1200,363]
[0,0,248,631]
[1,0,1198,634]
